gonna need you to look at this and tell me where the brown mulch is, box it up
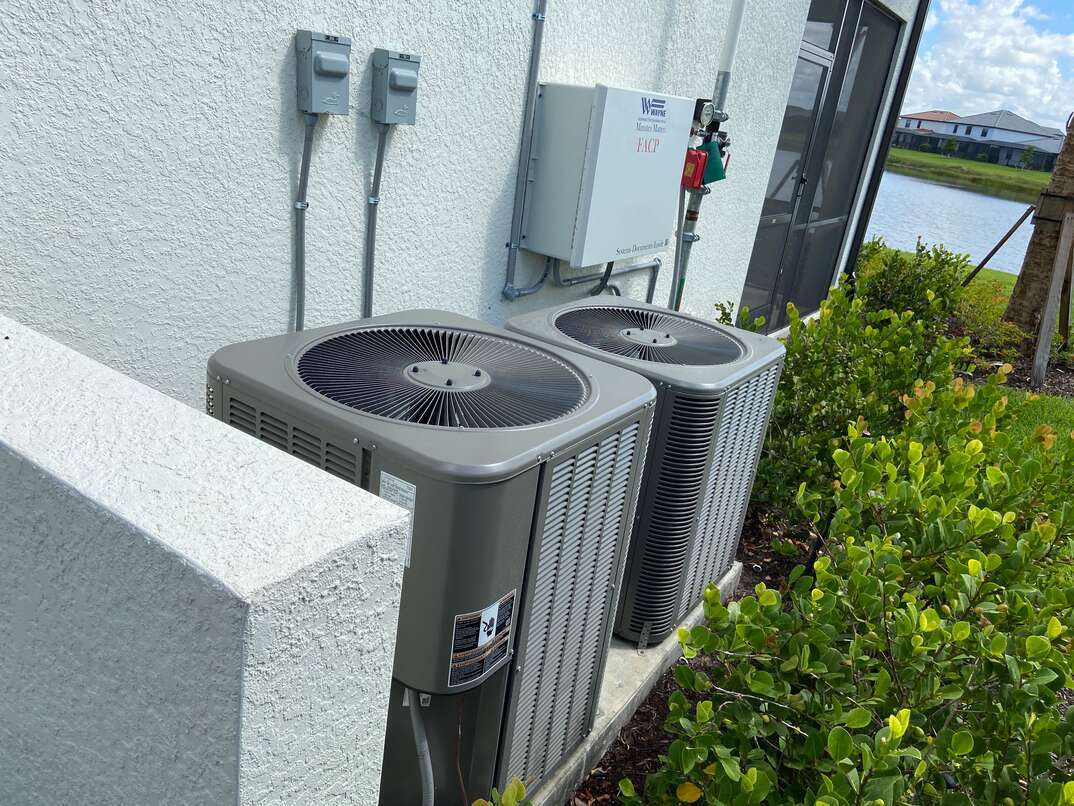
[567,508,812,805]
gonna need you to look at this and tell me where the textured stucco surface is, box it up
[1,0,811,407]
[0,316,408,804]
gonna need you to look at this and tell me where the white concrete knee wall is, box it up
[0,316,409,805]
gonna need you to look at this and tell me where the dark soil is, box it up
[971,352,1074,397]
[568,659,678,805]
[567,508,813,805]
[732,508,815,598]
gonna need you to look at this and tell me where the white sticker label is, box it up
[378,472,417,567]
[449,590,516,688]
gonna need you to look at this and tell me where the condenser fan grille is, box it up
[296,326,589,428]
[554,306,744,365]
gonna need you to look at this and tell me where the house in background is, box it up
[893,108,1063,170]
[898,109,959,128]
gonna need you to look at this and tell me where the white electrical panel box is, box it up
[521,83,693,268]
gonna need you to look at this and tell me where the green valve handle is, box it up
[698,141,726,184]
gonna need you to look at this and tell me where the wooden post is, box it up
[1060,243,1073,351]
[1031,211,1074,388]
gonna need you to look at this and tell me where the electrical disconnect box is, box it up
[522,84,693,268]
[295,30,352,115]
[371,49,420,125]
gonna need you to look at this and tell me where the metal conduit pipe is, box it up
[552,258,662,303]
[509,256,553,298]
[362,123,391,319]
[502,0,549,300]
[293,113,319,331]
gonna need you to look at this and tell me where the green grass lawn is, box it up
[969,266,1018,294]
[885,147,1051,202]
[1006,389,1074,445]
[960,267,1074,441]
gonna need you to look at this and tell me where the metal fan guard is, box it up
[295,325,590,429]
[553,305,745,366]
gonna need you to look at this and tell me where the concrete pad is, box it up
[532,562,743,806]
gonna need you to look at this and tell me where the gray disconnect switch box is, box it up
[295,30,352,115]
[371,49,420,125]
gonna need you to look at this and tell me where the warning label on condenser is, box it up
[448,590,516,688]
[378,472,416,568]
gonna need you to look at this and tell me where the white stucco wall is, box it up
[0,315,408,805]
[1,0,810,407]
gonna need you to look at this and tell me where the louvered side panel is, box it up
[623,393,720,640]
[680,365,782,612]
[223,393,360,484]
[503,422,641,790]
[678,395,725,618]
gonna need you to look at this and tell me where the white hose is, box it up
[713,0,748,111]
[407,689,435,806]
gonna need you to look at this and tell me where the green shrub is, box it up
[715,300,765,333]
[955,279,1028,362]
[918,143,933,153]
[855,241,970,342]
[473,778,531,806]
[619,369,1074,805]
[753,285,970,510]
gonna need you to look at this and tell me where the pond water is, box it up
[865,171,1033,275]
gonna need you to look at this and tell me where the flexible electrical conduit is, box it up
[408,689,435,806]
[502,0,549,300]
[293,113,318,331]
[552,258,661,303]
[363,123,392,319]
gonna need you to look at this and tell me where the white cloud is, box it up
[903,0,1074,130]
[923,9,941,31]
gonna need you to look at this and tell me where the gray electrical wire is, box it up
[294,113,319,331]
[362,124,392,319]
[407,689,435,806]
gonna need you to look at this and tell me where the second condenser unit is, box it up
[207,310,654,804]
[507,299,784,644]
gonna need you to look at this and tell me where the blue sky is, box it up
[903,0,1074,131]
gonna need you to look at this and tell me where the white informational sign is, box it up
[522,83,693,267]
[378,472,416,567]
[578,85,694,267]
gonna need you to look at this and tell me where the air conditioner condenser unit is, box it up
[206,310,655,803]
[506,299,784,645]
